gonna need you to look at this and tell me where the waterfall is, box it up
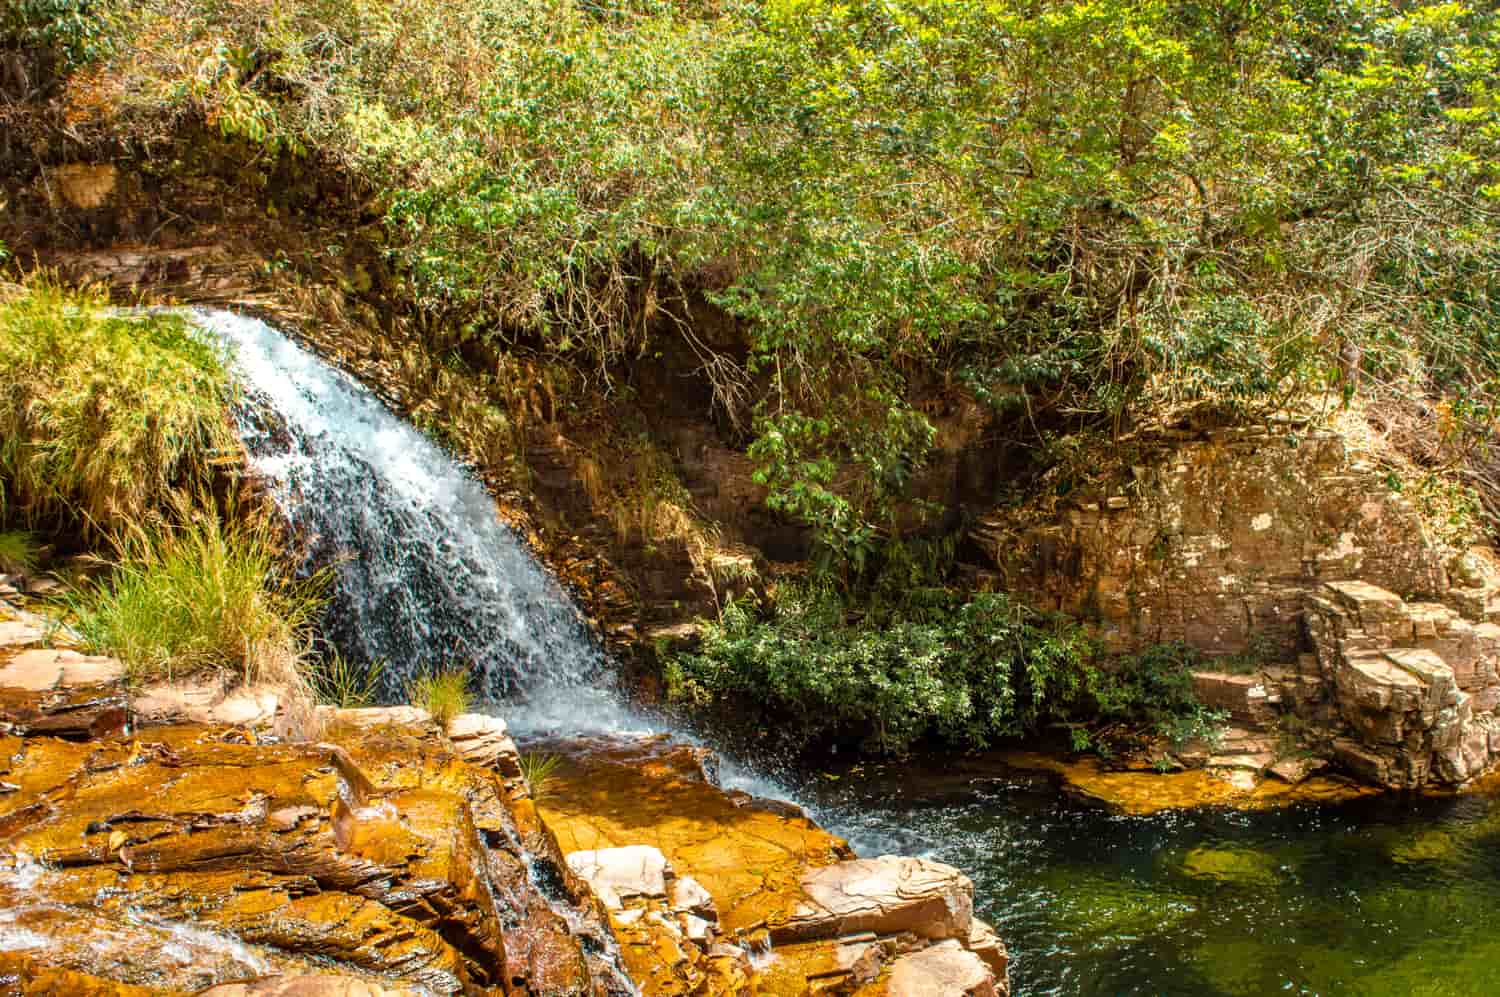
[194,309,641,732]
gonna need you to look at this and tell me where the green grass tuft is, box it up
[0,530,37,575]
[308,649,387,708]
[67,509,326,687]
[0,280,237,538]
[406,667,472,730]
[518,752,562,800]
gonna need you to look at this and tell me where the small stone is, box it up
[669,874,717,921]
[1266,756,1325,784]
[566,845,672,909]
[678,912,714,948]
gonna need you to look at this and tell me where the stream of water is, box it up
[200,309,1500,997]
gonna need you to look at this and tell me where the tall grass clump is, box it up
[0,281,236,538]
[406,667,472,730]
[69,511,326,686]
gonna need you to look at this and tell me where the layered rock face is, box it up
[1301,579,1500,787]
[973,421,1448,657]
[973,417,1500,791]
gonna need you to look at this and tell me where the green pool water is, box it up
[797,765,1500,996]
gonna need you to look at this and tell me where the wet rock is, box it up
[199,977,425,996]
[0,721,602,995]
[528,734,1002,995]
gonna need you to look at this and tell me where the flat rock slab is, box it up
[884,939,998,997]
[133,680,282,729]
[0,618,46,649]
[778,855,974,944]
[0,648,123,691]
[566,845,672,909]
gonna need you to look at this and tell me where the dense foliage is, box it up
[48,0,1500,559]
[669,575,1221,754]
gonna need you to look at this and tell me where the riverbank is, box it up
[0,590,1007,996]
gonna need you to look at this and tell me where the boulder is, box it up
[886,939,999,997]
[447,712,522,778]
[776,856,974,944]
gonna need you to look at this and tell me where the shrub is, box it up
[671,578,1224,755]
[407,667,472,729]
[0,281,236,538]
[67,509,326,686]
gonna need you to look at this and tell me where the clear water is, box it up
[794,762,1500,997]
[197,308,1500,997]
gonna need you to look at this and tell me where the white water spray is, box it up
[195,309,648,733]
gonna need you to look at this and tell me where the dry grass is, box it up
[0,279,237,537]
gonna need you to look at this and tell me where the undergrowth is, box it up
[307,648,386,708]
[670,541,1223,755]
[0,530,37,575]
[67,508,327,686]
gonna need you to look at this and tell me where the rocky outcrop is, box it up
[0,614,614,995]
[973,419,1452,656]
[1,589,1006,995]
[1295,577,1500,787]
[527,733,1009,995]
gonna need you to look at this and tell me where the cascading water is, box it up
[196,309,642,732]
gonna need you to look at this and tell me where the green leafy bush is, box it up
[669,579,1218,755]
[40,0,1500,558]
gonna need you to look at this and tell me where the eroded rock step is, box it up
[524,733,1009,996]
